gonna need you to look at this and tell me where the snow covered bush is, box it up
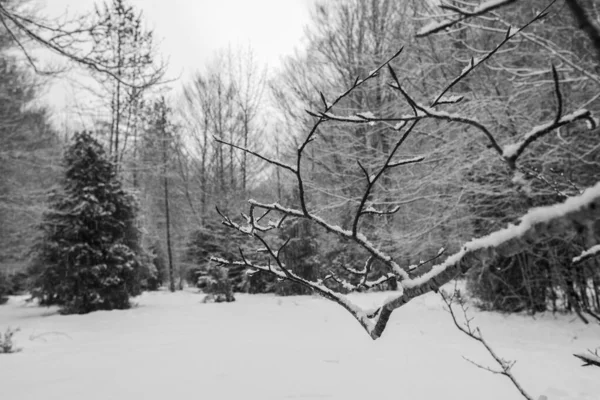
[197,265,236,302]
[29,132,145,314]
[0,327,21,354]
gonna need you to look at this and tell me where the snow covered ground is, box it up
[1,287,599,400]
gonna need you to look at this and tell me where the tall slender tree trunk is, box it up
[275,135,282,201]
[113,22,124,165]
[109,89,116,154]
[242,117,248,192]
[132,119,138,188]
[229,125,235,190]
[163,135,175,292]
[201,121,208,218]
[164,172,175,292]
[114,81,122,164]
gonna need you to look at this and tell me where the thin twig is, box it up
[441,288,535,400]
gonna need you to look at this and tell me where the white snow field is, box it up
[1,287,599,400]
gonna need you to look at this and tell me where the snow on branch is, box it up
[416,0,519,37]
[211,239,378,336]
[387,74,506,156]
[572,244,600,265]
[367,181,600,339]
[388,155,425,168]
[389,54,595,170]
[360,205,401,216]
[435,95,464,105]
[245,199,409,280]
[500,65,595,166]
[378,4,595,174]
[502,108,593,165]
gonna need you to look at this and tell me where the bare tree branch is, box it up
[415,0,549,37]
[430,10,550,107]
[0,2,166,89]
[219,152,600,340]
[440,288,535,400]
[565,0,600,65]
[502,108,594,167]
[296,47,404,215]
[213,136,297,174]
[214,24,600,338]
[574,351,600,368]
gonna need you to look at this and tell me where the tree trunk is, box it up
[162,129,175,292]
[164,172,175,292]
[242,116,248,192]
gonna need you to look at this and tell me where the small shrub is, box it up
[8,271,29,294]
[197,265,235,302]
[0,327,22,354]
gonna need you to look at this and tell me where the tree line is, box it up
[0,0,599,323]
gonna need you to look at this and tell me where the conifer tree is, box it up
[30,132,146,313]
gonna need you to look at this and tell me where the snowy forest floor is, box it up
[1,283,599,400]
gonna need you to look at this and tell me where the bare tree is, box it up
[440,287,536,400]
[89,0,166,162]
[135,96,185,291]
[180,49,267,219]
[156,98,176,292]
[0,0,163,88]
[214,1,599,344]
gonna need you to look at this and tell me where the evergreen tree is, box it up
[30,132,146,313]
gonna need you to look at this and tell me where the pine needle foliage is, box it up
[30,132,144,314]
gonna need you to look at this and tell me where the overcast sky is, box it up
[35,0,317,128]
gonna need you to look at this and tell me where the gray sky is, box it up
[35,0,316,128]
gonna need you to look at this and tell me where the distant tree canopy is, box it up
[0,0,59,270]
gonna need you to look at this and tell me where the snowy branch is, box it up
[219,168,600,340]
[416,0,524,37]
[573,351,600,368]
[501,66,594,167]
[307,17,595,172]
[245,199,408,280]
[572,244,600,265]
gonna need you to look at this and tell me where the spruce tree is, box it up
[30,132,145,313]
